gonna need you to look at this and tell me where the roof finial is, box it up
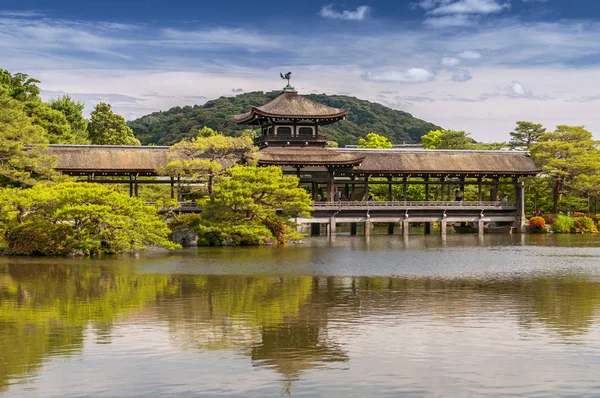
[280,71,296,92]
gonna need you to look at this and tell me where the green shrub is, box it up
[6,223,74,256]
[552,214,575,233]
[528,216,547,233]
[543,214,557,225]
[573,216,598,234]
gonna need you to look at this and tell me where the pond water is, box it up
[2,234,600,397]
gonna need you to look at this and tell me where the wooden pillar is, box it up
[425,176,430,202]
[129,175,133,197]
[403,219,409,236]
[478,177,483,204]
[403,176,408,202]
[478,218,485,235]
[364,175,370,201]
[517,180,526,231]
[312,182,318,201]
[387,176,393,201]
[365,220,372,236]
[134,174,139,197]
[170,177,175,199]
[441,177,445,201]
[327,170,335,203]
[351,177,356,201]
[350,222,357,235]
[441,219,447,237]
[490,177,499,201]
[387,223,394,235]
[329,217,336,236]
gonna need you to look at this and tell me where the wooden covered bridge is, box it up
[49,81,539,237]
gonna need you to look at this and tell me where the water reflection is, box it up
[1,236,600,396]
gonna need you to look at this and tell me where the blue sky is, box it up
[2,0,600,141]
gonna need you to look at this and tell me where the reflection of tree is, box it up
[165,275,315,350]
[0,263,173,391]
[3,264,600,393]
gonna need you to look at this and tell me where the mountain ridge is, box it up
[128,91,441,147]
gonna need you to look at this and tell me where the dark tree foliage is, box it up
[128,91,441,147]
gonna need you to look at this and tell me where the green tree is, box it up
[0,87,57,186]
[358,133,393,149]
[0,182,179,255]
[88,103,140,145]
[195,165,312,245]
[24,101,74,144]
[422,129,474,149]
[509,121,546,150]
[531,125,600,213]
[0,69,40,102]
[164,128,256,195]
[49,95,89,143]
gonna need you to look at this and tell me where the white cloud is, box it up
[319,5,371,21]
[362,68,436,83]
[426,0,510,15]
[441,57,461,66]
[507,81,533,97]
[419,0,509,28]
[0,10,44,17]
[458,50,482,59]
[160,28,280,49]
[424,14,473,28]
[452,69,473,82]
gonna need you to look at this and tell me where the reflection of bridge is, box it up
[167,200,522,237]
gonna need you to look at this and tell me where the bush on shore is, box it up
[550,214,598,234]
[528,216,547,233]
[0,182,179,256]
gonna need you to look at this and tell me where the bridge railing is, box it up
[311,200,512,209]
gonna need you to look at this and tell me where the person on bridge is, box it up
[501,194,509,206]
[454,190,464,202]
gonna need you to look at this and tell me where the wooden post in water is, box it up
[387,223,394,235]
[403,219,409,237]
[329,217,336,236]
[350,222,357,235]
[365,220,372,236]
[441,219,447,238]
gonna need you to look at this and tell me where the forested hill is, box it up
[128,91,441,147]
